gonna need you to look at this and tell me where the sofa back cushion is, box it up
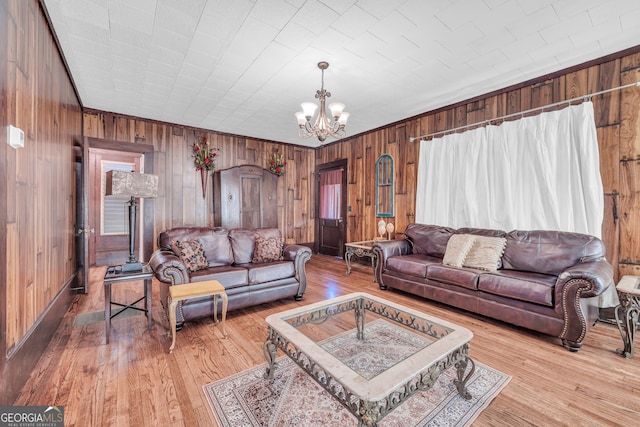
[228,228,257,264]
[159,227,233,267]
[502,230,605,275]
[405,223,454,258]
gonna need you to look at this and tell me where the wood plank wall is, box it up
[1,0,82,403]
[316,49,640,284]
[82,113,316,247]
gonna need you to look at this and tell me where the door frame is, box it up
[315,159,348,256]
[83,137,155,272]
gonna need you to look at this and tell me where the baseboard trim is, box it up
[0,274,76,405]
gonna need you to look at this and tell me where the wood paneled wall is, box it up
[1,0,82,404]
[316,48,640,283]
[82,113,316,248]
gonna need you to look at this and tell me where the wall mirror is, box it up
[375,154,394,217]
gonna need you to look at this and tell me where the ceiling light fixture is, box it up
[295,61,349,142]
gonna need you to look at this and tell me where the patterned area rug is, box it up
[203,320,510,426]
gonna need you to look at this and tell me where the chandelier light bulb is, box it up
[295,61,349,142]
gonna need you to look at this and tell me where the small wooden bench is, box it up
[167,280,228,353]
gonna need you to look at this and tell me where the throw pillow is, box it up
[463,235,507,271]
[171,239,209,273]
[443,234,477,267]
[252,236,284,263]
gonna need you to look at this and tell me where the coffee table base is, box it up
[262,326,474,427]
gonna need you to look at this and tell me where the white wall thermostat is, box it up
[8,125,25,149]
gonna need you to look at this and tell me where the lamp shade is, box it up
[105,171,158,198]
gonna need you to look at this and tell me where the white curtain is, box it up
[416,102,617,306]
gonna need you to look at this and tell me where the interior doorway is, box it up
[316,159,348,257]
[88,148,144,266]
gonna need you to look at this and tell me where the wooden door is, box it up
[88,148,143,266]
[316,160,348,257]
[240,175,261,228]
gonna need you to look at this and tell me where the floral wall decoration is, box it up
[269,147,287,176]
[193,137,219,198]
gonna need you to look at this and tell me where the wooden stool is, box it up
[167,280,228,353]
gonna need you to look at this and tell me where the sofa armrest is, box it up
[371,239,413,285]
[557,259,613,298]
[283,244,312,298]
[149,249,190,285]
[555,259,614,350]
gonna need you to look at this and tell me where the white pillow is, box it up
[462,235,507,271]
[443,234,476,268]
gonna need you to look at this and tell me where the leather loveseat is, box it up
[149,227,312,326]
[372,224,613,351]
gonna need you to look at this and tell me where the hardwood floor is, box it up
[15,255,640,426]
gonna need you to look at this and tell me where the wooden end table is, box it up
[103,264,153,344]
[167,279,228,353]
[615,275,640,358]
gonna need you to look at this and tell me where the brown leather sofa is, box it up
[149,227,312,326]
[372,224,613,351]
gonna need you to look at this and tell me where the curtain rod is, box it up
[409,81,640,142]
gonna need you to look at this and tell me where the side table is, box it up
[615,275,640,358]
[344,240,387,281]
[103,264,154,344]
[167,279,228,353]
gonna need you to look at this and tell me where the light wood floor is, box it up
[15,255,640,426]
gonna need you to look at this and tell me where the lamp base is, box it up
[121,261,143,273]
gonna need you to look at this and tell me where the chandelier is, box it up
[295,61,349,142]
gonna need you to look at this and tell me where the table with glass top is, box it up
[262,292,475,427]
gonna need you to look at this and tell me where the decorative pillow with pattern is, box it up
[443,234,477,267]
[462,235,507,271]
[252,236,284,263]
[171,239,209,273]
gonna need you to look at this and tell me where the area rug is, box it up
[203,320,511,426]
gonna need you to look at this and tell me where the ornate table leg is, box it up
[263,329,279,379]
[354,299,366,340]
[615,293,639,358]
[345,249,354,275]
[454,356,475,400]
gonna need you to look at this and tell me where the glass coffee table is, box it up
[263,292,474,427]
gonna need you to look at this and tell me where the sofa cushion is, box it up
[386,254,440,278]
[189,265,248,290]
[252,236,284,263]
[198,229,234,267]
[228,228,257,264]
[427,264,481,290]
[171,239,209,273]
[158,226,225,250]
[462,236,507,271]
[502,230,606,276]
[443,234,476,267]
[477,270,557,306]
[404,224,454,258]
[245,261,295,284]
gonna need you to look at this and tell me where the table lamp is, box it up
[105,170,158,272]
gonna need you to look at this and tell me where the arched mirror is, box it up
[376,154,394,217]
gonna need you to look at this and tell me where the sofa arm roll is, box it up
[148,249,190,285]
[283,244,312,297]
[555,259,613,350]
[372,240,412,285]
[557,259,613,299]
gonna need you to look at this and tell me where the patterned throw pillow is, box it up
[443,234,476,267]
[462,235,507,271]
[171,239,209,273]
[252,236,284,263]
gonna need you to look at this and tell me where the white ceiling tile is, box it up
[59,0,109,29]
[292,0,340,34]
[355,0,407,20]
[538,12,592,44]
[436,0,491,30]
[506,5,558,39]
